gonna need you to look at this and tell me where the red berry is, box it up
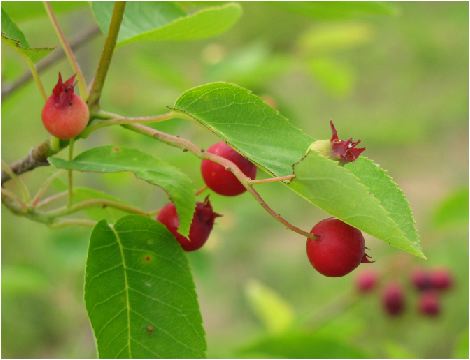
[418,291,440,317]
[156,197,221,251]
[410,268,432,291]
[356,270,378,293]
[201,142,257,196]
[41,73,89,140]
[382,282,405,316]
[329,121,366,163]
[306,218,369,277]
[429,268,453,291]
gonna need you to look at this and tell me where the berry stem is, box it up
[125,123,315,239]
[50,219,97,229]
[87,1,126,112]
[248,175,295,184]
[44,2,88,99]
[80,111,176,138]
[67,139,75,207]
[35,191,68,209]
[23,56,47,101]
[195,185,208,196]
[47,198,150,218]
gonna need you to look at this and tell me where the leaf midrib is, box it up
[109,224,132,358]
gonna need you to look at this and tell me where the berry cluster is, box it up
[157,141,257,251]
[355,267,454,317]
[41,78,372,277]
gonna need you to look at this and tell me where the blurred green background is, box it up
[2,2,468,358]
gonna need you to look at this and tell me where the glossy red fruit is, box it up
[156,197,220,251]
[430,269,453,291]
[411,268,432,291]
[356,270,378,293]
[306,218,369,277]
[41,73,89,140]
[418,291,440,317]
[201,142,257,196]
[382,282,405,316]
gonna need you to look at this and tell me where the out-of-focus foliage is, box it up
[2,2,468,358]
[432,187,469,228]
[244,279,295,334]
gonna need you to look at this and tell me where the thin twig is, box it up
[125,123,314,239]
[35,191,68,209]
[1,139,63,185]
[31,171,63,207]
[2,26,100,100]
[248,175,295,184]
[67,139,75,207]
[1,187,27,211]
[195,185,208,196]
[80,111,175,138]
[87,1,126,111]
[1,160,31,202]
[44,2,88,98]
[50,218,97,228]
[47,198,150,218]
[23,56,47,100]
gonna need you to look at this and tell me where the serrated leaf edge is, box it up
[292,147,425,258]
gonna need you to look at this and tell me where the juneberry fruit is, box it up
[201,141,257,196]
[156,197,221,251]
[430,268,453,291]
[411,268,432,291]
[306,218,371,277]
[329,120,366,163]
[382,282,405,316]
[41,73,89,140]
[418,291,440,317]
[356,270,378,293]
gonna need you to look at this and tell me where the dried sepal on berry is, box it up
[52,72,77,108]
[330,120,366,163]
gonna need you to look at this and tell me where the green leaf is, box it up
[174,82,312,177]
[274,2,398,20]
[245,279,295,333]
[454,329,469,359]
[238,331,368,358]
[173,82,423,258]
[432,187,469,228]
[2,2,86,21]
[85,216,206,358]
[290,151,423,258]
[298,23,374,55]
[91,2,242,45]
[307,58,355,97]
[1,7,54,63]
[205,42,292,87]
[49,146,195,237]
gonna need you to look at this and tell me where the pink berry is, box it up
[410,268,432,291]
[382,282,405,316]
[418,291,440,317]
[156,197,221,251]
[41,73,89,140]
[356,270,378,293]
[306,218,370,277]
[430,269,453,291]
[201,141,257,196]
